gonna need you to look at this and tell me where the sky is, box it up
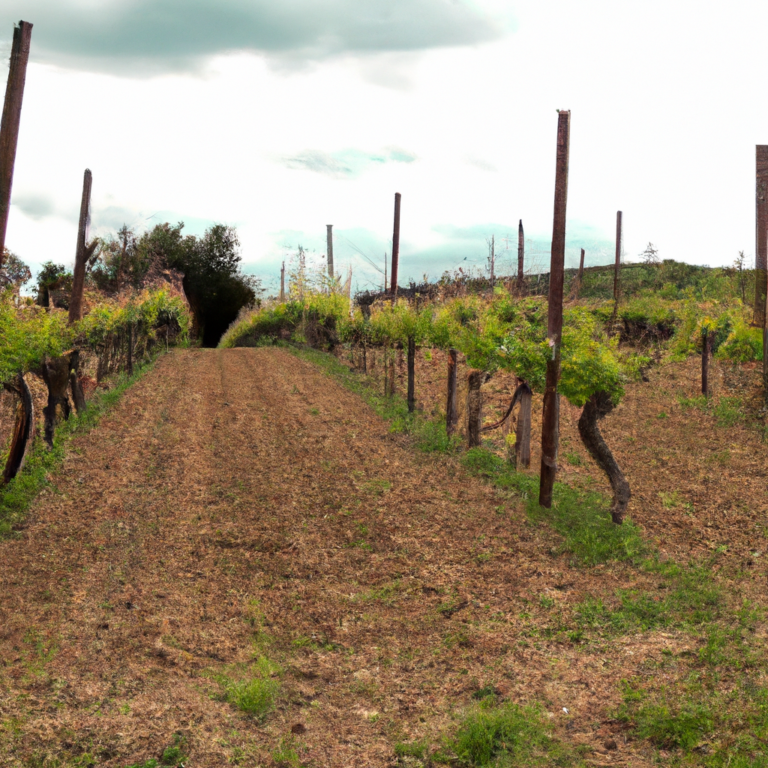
[2,0,768,295]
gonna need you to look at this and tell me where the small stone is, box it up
[604,738,618,751]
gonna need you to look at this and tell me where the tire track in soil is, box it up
[0,348,653,767]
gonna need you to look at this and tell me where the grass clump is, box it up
[460,448,645,566]
[122,734,188,767]
[0,357,159,538]
[441,700,580,767]
[217,656,280,719]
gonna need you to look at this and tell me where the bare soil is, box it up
[0,347,765,767]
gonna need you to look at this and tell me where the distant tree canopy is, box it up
[0,249,32,292]
[89,221,260,346]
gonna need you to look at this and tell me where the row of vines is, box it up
[220,274,761,525]
[0,285,191,486]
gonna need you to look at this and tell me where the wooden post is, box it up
[0,21,33,264]
[467,369,489,448]
[68,168,92,324]
[517,220,524,293]
[539,109,570,508]
[516,383,532,469]
[756,147,768,327]
[407,336,416,413]
[280,261,285,302]
[574,247,585,298]
[701,329,711,397]
[446,348,458,436]
[326,224,334,281]
[613,210,622,309]
[127,323,134,375]
[489,234,495,289]
[391,192,401,295]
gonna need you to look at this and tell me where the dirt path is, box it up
[0,348,692,766]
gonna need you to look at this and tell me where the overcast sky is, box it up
[2,0,767,294]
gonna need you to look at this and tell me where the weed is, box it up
[564,452,582,466]
[443,699,579,766]
[217,657,280,719]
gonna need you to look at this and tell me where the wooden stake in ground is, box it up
[467,369,490,448]
[68,169,93,324]
[407,336,416,413]
[391,192,401,295]
[756,147,768,327]
[515,382,532,468]
[446,348,458,437]
[702,329,712,397]
[574,247,585,298]
[326,224,334,282]
[280,261,285,302]
[613,210,622,313]
[517,220,524,294]
[0,21,33,265]
[539,109,571,508]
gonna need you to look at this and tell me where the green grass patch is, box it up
[0,355,160,538]
[216,656,280,719]
[440,700,583,766]
[460,448,646,566]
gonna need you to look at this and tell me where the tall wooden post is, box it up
[407,336,416,413]
[517,220,524,293]
[391,192,401,295]
[701,329,711,397]
[573,247,585,299]
[68,169,92,324]
[539,110,571,508]
[280,261,285,302]
[326,224,334,281]
[446,348,458,436]
[0,21,33,264]
[755,147,768,327]
[613,211,622,307]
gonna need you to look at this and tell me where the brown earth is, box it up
[0,347,765,767]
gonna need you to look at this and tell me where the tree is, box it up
[0,248,30,293]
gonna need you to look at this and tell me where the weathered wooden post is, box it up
[574,247,585,298]
[68,168,92,324]
[467,369,490,448]
[517,220,524,293]
[0,21,33,264]
[326,224,334,282]
[407,336,416,412]
[539,109,570,508]
[701,329,711,397]
[280,261,285,302]
[613,210,622,311]
[516,382,532,469]
[446,348,458,436]
[391,192,401,295]
[756,147,768,327]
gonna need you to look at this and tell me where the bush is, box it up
[716,321,763,363]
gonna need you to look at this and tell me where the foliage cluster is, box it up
[0,286,190,383]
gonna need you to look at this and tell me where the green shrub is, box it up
[716,320,763,362]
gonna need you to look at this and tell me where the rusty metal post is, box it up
[68,168,92,324]
[280,261,285,302]
[0,21,33,264]
[391,192,401,295]
[539,110,571,509]
[613,210,622,307]
[446,348,458,436]
[517,220,524,294]
[756,147,768,327]
[326,224,334,282]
